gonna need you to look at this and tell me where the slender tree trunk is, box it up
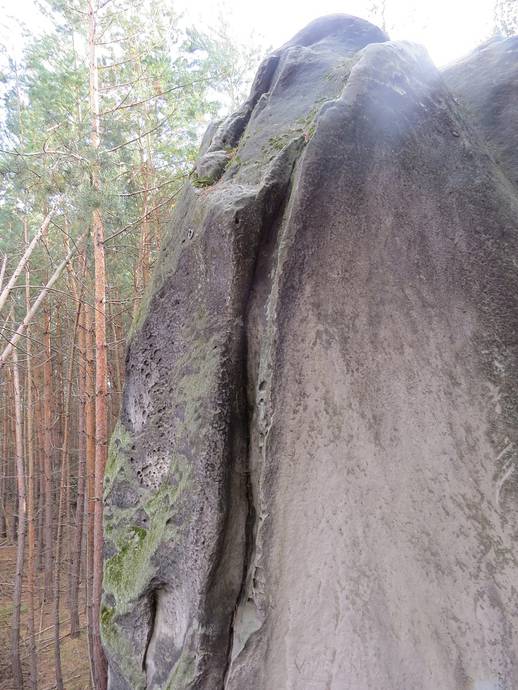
[0,392,9,540]
[43,307,54,600]
[0,253,6,293]
[36,387,45,575]
[25,220,38,689]
[53,297,81,690]
[85,300,97,686]
[54,308,65,580]
[11,341,26,690]
[11,495,18,542]
[133,157,152,319]
[88,1,108,685]
[6,376,18,543]
[12,420,18,541]
[108,297,122,418]
[92,206,109,690]
[70,264,87,638]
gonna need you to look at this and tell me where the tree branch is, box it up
[0,212,53,316]
[0,230,88,368]
[103,192,180,243]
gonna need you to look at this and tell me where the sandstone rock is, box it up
[443,34,518,188]
[103,15,518,690]
[194,150,230,186]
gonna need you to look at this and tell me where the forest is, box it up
[0,0,517,689]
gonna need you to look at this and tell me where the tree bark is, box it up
[25,219,38,689]
[43,307,54,600]
[53,296,81,690]
[0,389,9,540]
[11,339,26,690]
[69,259,87,638]
[88,1,108,686]
[85,299,97,687]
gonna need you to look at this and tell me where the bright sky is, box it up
[179,0,495,66]
[0,0,496,68]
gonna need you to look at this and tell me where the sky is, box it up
[0,0,496,68]
[176,0,495,67]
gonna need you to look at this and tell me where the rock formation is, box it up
[102,15,518,690]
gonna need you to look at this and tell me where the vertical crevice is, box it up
[221,334,255,688]
[142,587,158,674]
[221,152,301,687]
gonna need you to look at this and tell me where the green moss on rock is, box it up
[103,461,190,614]
[104,421,132,491]
[165,649,197,689]
[101,606,147,690]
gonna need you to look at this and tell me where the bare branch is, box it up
[0,147,89,164]
[100,78,212,115]
[116,177,180,197]
[99,77,145,92]
[0,212,53,316]
[96,30,141,46]
[104,111,175,154]
[99,87,134,116]
[98,46,158,70]
[0,255,7,294]
[0,230,88,368]
[103,192,180,243]
[62,3,88,16]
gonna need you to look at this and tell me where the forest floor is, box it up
[0,544,91,690]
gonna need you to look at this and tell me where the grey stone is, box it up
[194,150,230,185]
[103,15,518,690]
[443,35,518,188]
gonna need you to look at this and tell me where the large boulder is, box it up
[443,34,518,188]
[103,15,518,690]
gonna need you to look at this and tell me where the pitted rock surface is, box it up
[103,15,518,690]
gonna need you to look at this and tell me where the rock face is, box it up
[102,16,518,690]
[443,34,518,188]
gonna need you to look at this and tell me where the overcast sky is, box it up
[177,0,495,66]
[0,0,496,67]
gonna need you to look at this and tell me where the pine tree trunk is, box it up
[92,204,109,690]
[11,342,26,690]
[108,295,124,425]
[43,307,54,600]
[53,297,81,690]
[36,400,45,574]
[0,393,9,540]
[70,265,87,638]
[7,377,18,543]
[88,1,108,685]
[133,157,152,319]
[25,220,38,689]
[85,299,97,686]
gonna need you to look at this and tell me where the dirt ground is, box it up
[0,544,91,690]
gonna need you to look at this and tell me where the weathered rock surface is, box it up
[103,15,518,690]
[443,34,518,188]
